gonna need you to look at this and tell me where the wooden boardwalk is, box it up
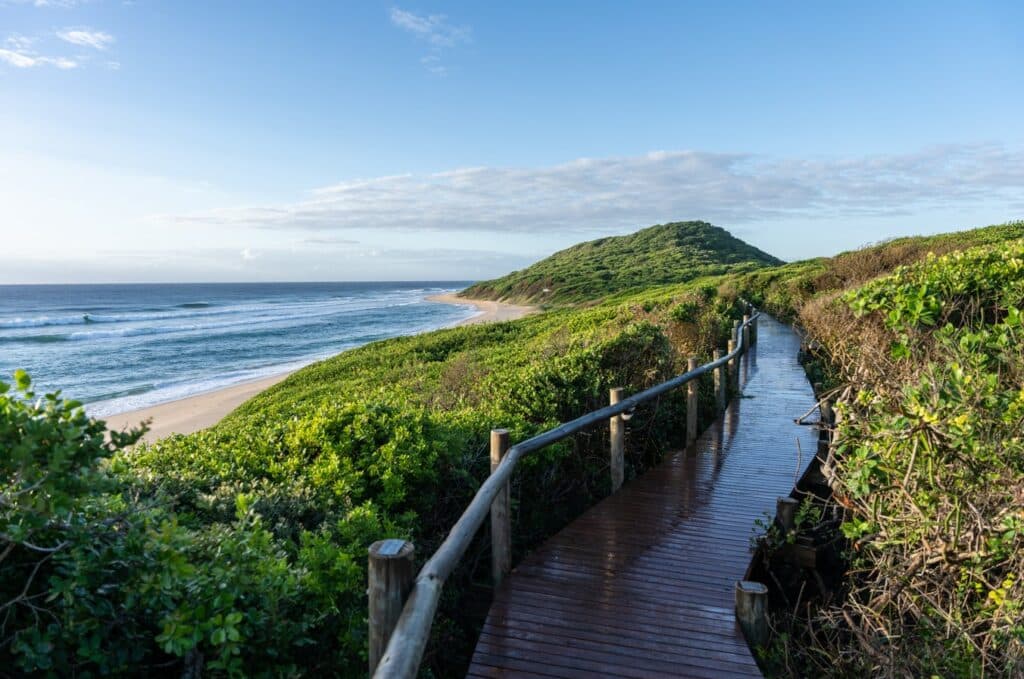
[467,316,818,678]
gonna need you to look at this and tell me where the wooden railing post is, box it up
[815,383,834,451]
[776,496,799,532]
[686,357,698,447]
[368,539,415,676]
[742,314,751,352]
[820,394,834,427]
[609,388,625,493]
[490,429,511,587]
[713,348,726,414]
[727,338,738,394]
[732,319,740,347]
[735,580,769,648]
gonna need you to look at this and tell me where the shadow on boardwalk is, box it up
[467,315,819,678]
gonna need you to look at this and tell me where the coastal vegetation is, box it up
[749,225,1024,677]
[3,219,1022,676]
[2,222,759,676]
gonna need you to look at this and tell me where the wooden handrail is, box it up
[371,311,761,678]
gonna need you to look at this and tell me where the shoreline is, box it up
[425,292,537,325]
[103,294,536,442]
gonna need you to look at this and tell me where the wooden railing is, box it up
[367,310,761,677]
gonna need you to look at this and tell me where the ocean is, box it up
[0,282,477,417]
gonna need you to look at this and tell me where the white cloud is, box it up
[57,28,114,50]
[389,8,470,47]
[5,34,36,50]
[0,26,116,71]
[0,46,77,68]
[168,144,1024,237]
[0,48,36,67]
[390,7,469,74]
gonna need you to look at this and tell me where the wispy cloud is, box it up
[0,25,116,70]
[390,7,470,75]
[0,46,77,68]
[5,33,36,50]
[57,28,113,50]
[390,7,470,47]
[168,144,1024,236]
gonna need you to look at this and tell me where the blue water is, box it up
[0,282,477,416]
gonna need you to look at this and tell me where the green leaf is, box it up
[13,369,31,391]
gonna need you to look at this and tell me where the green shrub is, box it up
[0,374,371,676]
[763,237,1024,676]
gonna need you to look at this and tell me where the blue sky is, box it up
[1,0,1022,283]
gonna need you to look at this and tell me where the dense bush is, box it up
[0,372,359,677]
[824,244,1024,675]
[758,235,1024,676]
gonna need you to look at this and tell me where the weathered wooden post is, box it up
[713,349,726,414]
[368,539,416,675]
[732,319,741,347]
[742,314,751,352]
[686,357,698,447]
[815,383,833,451]
[727,338,738,394]
[735,580,769,648]
[490,429,512,588]
[776,496,799,532]
[820,394,834,427]
[609,388,625,493]
[751,312,758,346]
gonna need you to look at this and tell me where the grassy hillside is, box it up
[4,218,1021,677]
[462,220,782,304]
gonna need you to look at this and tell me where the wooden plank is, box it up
[477,630,758,678]
[467,315,818,678]
[483,613,754,662]
[489,583,738,626]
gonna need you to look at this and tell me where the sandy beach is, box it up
[103,294,536,442]
[425,292,537,325]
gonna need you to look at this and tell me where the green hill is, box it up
[462,220,783,304]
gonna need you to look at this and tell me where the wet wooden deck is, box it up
[467,316,818,678]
